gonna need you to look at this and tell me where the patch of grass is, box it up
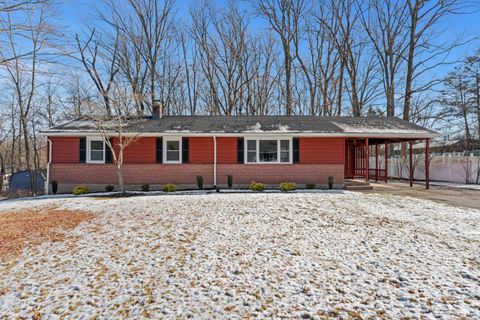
[0,208,93,259]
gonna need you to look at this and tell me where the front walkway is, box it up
[360,181,480,210]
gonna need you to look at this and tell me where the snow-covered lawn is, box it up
[0,192,479,319]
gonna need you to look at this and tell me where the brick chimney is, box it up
[152,99,162,119]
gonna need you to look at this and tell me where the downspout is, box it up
[213,136,217,188]
[45,139,52,194]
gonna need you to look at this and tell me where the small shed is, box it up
[9,170,45,193]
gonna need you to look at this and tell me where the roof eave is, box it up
[40,130,439,139]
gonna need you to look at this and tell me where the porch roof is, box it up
[42,115,438,139]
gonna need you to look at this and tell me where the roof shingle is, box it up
[43,115,437,137]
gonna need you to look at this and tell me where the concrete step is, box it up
[344,179,371,187]
[345,184,374,191]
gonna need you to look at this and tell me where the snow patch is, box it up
[0,193,479,318]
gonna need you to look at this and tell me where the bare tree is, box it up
[360,0,409,117]
[440,67,473,148]
[464,50,480,140]
[403,0,476,122]
[190,2,255,116]
[74,29,119,117]
[88,93,142,194]
[0,1,54,193]
[253,0,305,115]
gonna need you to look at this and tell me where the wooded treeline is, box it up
[0,0,479,188]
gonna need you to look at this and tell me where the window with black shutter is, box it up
[237,138,244,163]
[293,138,300,163]
[105,138,113,163]
[182,138,189,163]
[79,137,86,163]
[156,137,163,163]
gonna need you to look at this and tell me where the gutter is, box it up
[40,131,440,139]
[45,139,52,194]
[213,136,217,188]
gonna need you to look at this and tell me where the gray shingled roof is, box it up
[42,115,437,137]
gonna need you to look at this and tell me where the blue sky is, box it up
[56,0,480,88]
[58,0,480,54]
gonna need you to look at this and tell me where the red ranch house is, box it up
[41,113,437,193]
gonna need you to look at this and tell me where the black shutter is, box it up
[293,138,300,164]
[105,138,113,163]
[237,138,244,164]
[182,137,189,163]
[156,138,163,163]
[79,137,86,163]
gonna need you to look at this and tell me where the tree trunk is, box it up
[464,109,472,148]
[336,60,344,116]
[476,73,480,141]
[403,1,419,121]
[117,164,125,194]
[21,116,34,194]
[0,153,4,191]
[284,47,292,115]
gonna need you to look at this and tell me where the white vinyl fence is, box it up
[384,154,480,184]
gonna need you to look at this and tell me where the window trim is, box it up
[244,136,293,164]
[86,137,105,164]
[163,137,182,164]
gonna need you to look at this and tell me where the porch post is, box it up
[365,138,369,181]
[384,143,388,183]
[409,141,413,187]
[375,144,379,182]
[425,138,430,190]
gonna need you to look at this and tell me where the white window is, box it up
[247,139,257,162]
[87,137,105,163]
[164,137,182,163]
[245,138,291,164]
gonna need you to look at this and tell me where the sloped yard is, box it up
[0,192,479,318]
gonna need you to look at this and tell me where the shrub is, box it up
[306,183,316,189]
[280,182,296,192]
[249,181,265,192]
[50,180,58,194]
[105,185,115,192]
[141,184,150,192]
[196,175,204,189]
[227,175,233,189]
[72,185,89,195]
[163,183,177,192]
[328,176,334,189]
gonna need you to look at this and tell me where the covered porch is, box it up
[344,138,431,189]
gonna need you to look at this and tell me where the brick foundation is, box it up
[50,163,344,193]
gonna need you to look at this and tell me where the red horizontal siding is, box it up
[122,137,156,164]
[50,137,79,164]
[300,138,345,164]
[189,137,214,164]
[216,137,237,164]
[50,136,347,166]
